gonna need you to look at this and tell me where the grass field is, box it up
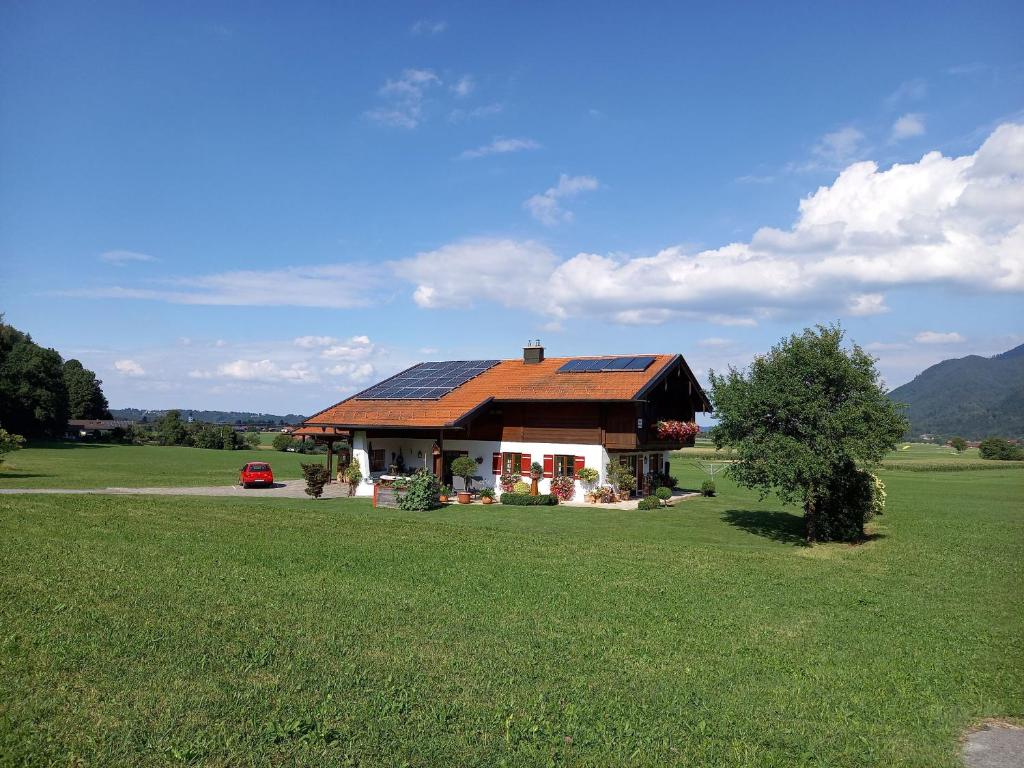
[1,459,1021,766]
[0,441,313,488]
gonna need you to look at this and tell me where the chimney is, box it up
[523,339,544,364]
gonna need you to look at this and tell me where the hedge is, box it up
[499,493,559,506]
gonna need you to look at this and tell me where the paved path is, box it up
[0,482,698,509]
[963,724,1024,768]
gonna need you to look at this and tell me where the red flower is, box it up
[655,420,700,441]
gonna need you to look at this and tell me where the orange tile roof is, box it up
[306,354,703,430]
[292,425,349,438]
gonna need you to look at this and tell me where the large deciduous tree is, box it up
[709,324,907,542]
[0,321,69,437]
[63,359,111,420]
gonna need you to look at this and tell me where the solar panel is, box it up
[557,356,656,373]
[356,360,500,400]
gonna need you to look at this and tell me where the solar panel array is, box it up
[557,356,656,373]
[356,360,500,400]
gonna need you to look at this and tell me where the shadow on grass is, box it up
[721,509,808,546]
[0,472,53,480]
[25,440,114,450]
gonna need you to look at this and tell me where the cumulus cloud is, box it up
[114,359,146,376]
[524,174,600,225]
[100,250,159,265]
[366,68,441,128]
[460,136,541,159]
[891,113,926,142]
[914,331,966,344]
[320,335,374,361]
[392,238,558,309]
[400,122,1024,325]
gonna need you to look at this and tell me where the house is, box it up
[299,343,710,498]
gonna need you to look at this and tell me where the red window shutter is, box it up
[543,455,554,478]
[492,452,501,474]
[520,453,531,474]
[574,456,585,474]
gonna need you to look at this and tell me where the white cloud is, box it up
[810,126,866,167]
[410,20,447,35]
[190,359,318,383]
[449,102,504,122]
[886,78,928,105]
[366,69,441,129]
[891,113,926,142]
[294,335,338,348]
[847,293,889,316]
[320,336,374,361]
[114,359,145,376]
[65,263,382,308]
[392,238,558,309]
[524,174,600,226]
[400,122,1024,325]
[450,75,474,98]
[326,362,375,382]
[460,136,541,159]
[100,250,159,265]
[914,331,966,344]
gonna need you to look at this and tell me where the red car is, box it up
[239,462,274,488]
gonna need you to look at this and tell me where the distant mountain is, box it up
[887,344,1024,439]
[110,408,306,425]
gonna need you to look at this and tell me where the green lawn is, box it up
[1,464,1021,766]
[0,441,316,488]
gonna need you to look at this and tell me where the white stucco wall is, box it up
[350,430,672,499]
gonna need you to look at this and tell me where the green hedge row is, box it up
[499,493,559,506]
[879,461,1024,472]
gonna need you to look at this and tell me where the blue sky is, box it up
[1,1,1022,414]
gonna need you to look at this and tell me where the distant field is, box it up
[1,465,1021,766]
[0,441,316,489]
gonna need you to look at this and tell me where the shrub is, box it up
[653,472,678,489]
[499,473,518,493]
[0,428,25,466]
[637,495,660,510]
[499,493,558,506]
[272,433,294,451]
[397,472,441,511]
[655,486,673,503]
[576,466,599,485]
[243,432,261,449]
[700,480,716,497]
[605,462,636,494]
[949,437,967,454]
[979,437,1024,461]
[512,480,530,494]
[549,475,576,501]
[301,463,331,499]
[869,473,886,518]
[451,456,478,492]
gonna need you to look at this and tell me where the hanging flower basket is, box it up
[655,420,700,442]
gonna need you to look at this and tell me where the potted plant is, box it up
[479,487,496,504]
[451,456,478,504]
[529,461,543,496]
[439,484,452,503]
[549,475,576,502]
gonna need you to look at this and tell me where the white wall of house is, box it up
[350,431,674,499]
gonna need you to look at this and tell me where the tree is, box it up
[301,462,331,499]
[272,433,295,451]
[978,437,1024,461]
[0,427,25,466]
[243,432,260,449]
[950,436,967,453]
[156,410,188,446]
[451,455,478,493]
[709,324,907,542]
[62,359,110,420]
[0,322,69,437]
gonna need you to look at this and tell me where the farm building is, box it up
[300,343,709,498]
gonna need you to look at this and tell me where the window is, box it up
[553,455,575,478]
[370,448,386,472]
[502,452,522,476]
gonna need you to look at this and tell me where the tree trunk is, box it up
[530,477,539,496]
[804,496,817,543]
